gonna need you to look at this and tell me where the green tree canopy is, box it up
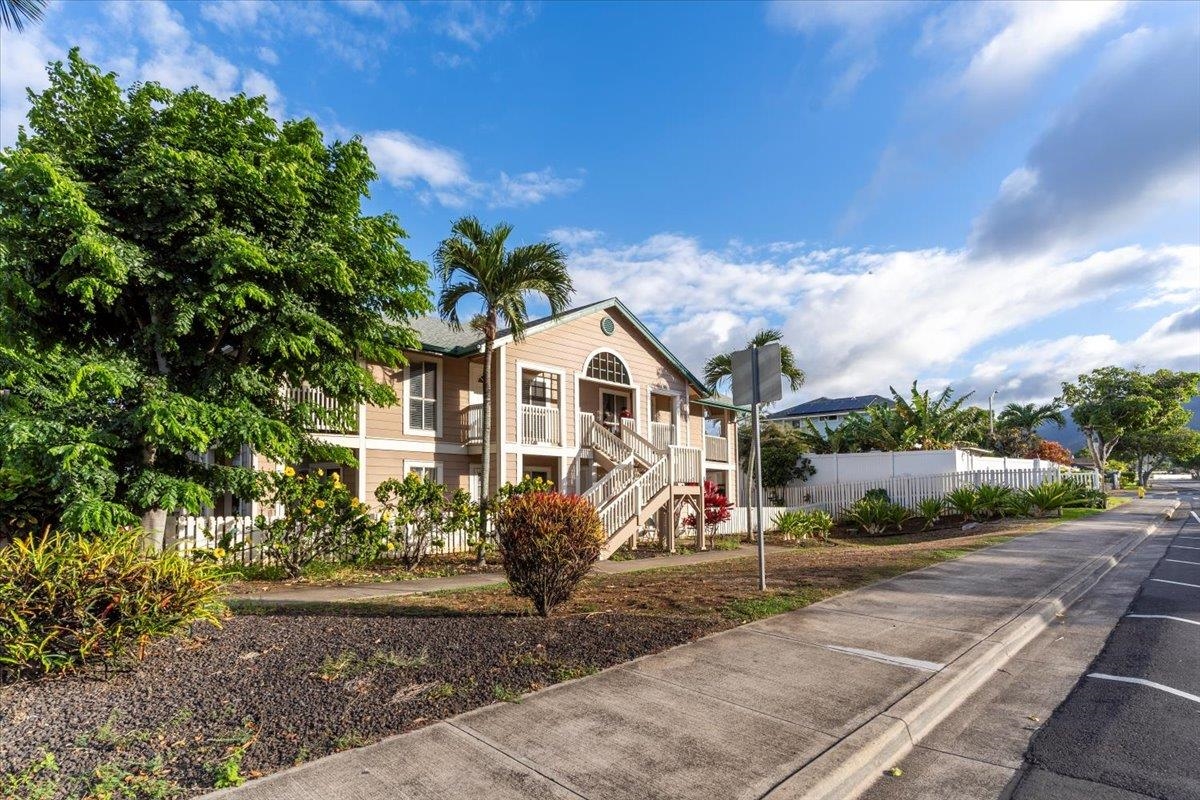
[1062,366,1200,472]
[0,52,431,544]
[997,401,1067,435]
[737,421,814,488]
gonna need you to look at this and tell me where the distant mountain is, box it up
[1039,395,1200,454]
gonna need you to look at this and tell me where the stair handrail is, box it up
[582,460,637,508]
[619,419,663,465]
[597,454,670,540]
[585,416,633,463]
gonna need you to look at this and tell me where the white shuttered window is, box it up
[408,362,438,432]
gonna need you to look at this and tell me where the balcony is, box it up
[649,421,675,450]
[521,404,561,446]
[285,386,356,434]
[461,404,483,446]
[704,434,729,462]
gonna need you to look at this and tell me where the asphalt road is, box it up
[1013,482,1200,800]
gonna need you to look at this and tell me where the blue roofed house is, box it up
[767,395,892,430]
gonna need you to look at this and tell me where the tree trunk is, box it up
[141,508,167,552]
[476,334,494,566]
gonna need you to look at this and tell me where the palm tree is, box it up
[436,217,572,563]
[888,381,976,449]
[1,0,47,31]
[997,401,1067,436]
[702,329,805,396]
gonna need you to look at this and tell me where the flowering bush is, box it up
[0,528,225,681]
[256,468,382,577]
[494,491,603,617]
[684,480,733,537]
[1034,440,1074,465]
[375,473,476,570]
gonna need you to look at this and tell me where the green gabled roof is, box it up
[407,298,712,396]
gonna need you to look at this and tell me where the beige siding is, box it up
[505,307,692,445]
[364,354,474,443]
[362,448,474,504]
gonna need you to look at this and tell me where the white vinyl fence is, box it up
[763,467,1099,520]
[710,505,825,536]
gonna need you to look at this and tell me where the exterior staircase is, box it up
[578,415,702,559]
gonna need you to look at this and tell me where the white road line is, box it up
[1170,545,1200,550]
[1176,537,1200,541]
[1165,558,1200,566]
[1150,578,1200,589]
[1087,673,1200,705]
[1126,614,1200,627]
[1190,511,1200,524]
[820,645,943,673]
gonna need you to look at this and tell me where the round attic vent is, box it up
[600,316,615,336]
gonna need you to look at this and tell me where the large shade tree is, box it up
[0,52,431,546]
[1062,366,1199,473]
[435,217,572,563]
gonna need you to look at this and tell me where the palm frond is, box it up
[0,0,47,31]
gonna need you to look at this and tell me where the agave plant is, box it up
[975,485,1014,520]
[843,497,899,536]
[802,510,835,541]
[1020,483,1073,517]
[916,496,945,530]
[945,486,980,521]
[885,502,913,532]
[774,510,809,540]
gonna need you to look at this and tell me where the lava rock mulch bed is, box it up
[1,611,711,798]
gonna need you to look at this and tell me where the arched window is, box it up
[586,351,630,384]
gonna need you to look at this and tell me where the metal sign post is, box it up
[731,343,782,591]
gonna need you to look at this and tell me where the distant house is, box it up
[767,394,892,430]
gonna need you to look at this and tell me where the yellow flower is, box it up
[331,471,341,483]
[213,547,226,559]
[386,542,395,551]
[349,497,360,508]
[314,499,327,509]
[523,474,530,480]
[316,468,325,477]
[283,466,296,478]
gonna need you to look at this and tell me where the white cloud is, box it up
[923,1,1126,104]
[436,1,535,50]
[970,25,1200,257]
[547,228,603,248]
[363,130,582,208]
[0,21,58,147]
[970,305,1200,401]
[560,230,1199,404]
[199,0,274,32]
[257,46,279,65]
[767,0,917,97]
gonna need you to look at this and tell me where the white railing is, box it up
[599,481,641,537]
[649,421,675,450]
[284,385,356,434]
[636,456,669,502]
[620,418,662,465]
[461,404,483,444]
[521,404,561,445]
[577,411,595,446]
[670,445,703,484]
[704,435,729,462]
[585,415,634,463]
[582,461,638,507]
[765,468,1100,519]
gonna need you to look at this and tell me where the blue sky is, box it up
[2,0,1198,407]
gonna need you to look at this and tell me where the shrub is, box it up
[0,528,225,682]
[975,485,1014,519]
[916,497,945,530]
[885,502,913,532]
[0,468,61,543]
[945,486,980,521]
[684,480,734,537]
[863,488,891,503]
[494,492,604,616]
[774,510,808,540]
[774,509,834,541]
[375,474,475,570]
[842,497,902,536]
[257,468,383,577]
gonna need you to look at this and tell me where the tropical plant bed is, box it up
[0,612,709,799]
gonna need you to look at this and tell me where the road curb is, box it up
[763,500,1181,800]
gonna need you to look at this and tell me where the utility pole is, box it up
[731,342,781,592]
[750,345,766,591]
[988,389,998,439]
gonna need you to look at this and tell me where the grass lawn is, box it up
[1062,494,1132,520]
[223,551,501,592]
[0,513,1082,798]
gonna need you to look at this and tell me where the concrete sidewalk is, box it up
[225,544,788,604]
[205,499,1176,800]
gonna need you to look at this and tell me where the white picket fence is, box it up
[709,505,823,537]
[169,512,477,565]
[764,467,1099,520]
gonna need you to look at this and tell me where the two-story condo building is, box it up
[276,298,743,557]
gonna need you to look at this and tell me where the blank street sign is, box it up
[731,342,783,406]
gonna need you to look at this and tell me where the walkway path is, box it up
[206,499,1176,800]
[225,543,789,604]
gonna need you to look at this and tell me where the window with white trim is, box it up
[521,370,560,406]
[586,351,630,385]
[407,463,441,483]
[408,362,438,432]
